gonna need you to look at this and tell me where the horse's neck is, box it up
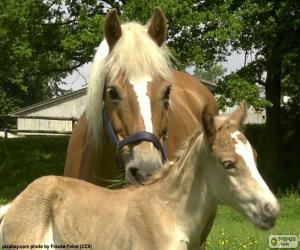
[157,133,217,240]
[85,131,121,186]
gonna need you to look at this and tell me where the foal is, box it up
[0,103,279,249]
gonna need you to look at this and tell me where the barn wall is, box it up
[220,106,266,124]
[17,95,86,134]
[15,87,266,136]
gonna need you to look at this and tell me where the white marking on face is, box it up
[229,131,279,228]
[129,75,153,133]
[231,131,270,192]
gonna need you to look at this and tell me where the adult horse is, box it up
[0,103,279,249]
[64,8,218,186]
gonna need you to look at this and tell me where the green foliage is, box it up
[194,63,225,83]
[0,0,105,113]
[216,75,271,110]
[2,0,298,113]
[215,0,300,107]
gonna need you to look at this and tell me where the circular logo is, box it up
[271,237,278,246]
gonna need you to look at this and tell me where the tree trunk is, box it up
[263,43,283,191]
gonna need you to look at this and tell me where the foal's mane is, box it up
[86,22,172,144]
[144,129,204,185]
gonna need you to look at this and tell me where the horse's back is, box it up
[2,176,174,249]
[172,71,216,104]
[1,176,104,244]
[64,114,87,177]
[64,114,98,181]
[167,70,218,158]
[1,176,61,243]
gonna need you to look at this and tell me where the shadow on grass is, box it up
[0,136,69,203]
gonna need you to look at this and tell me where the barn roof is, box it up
[199,78,216,90]
[11,88,87,115]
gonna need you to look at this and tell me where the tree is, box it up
[0,0,105,113]
[213,0,300,189]
[194,63,225,83]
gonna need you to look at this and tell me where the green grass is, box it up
[207,192,300,249]
[0,136,68,203]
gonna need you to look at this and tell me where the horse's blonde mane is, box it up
[86,21,172,144]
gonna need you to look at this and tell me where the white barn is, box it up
[220,105,266,124]
[9,80,265,136]
[10,88,86,135]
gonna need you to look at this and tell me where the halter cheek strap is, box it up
[102,109,168,168]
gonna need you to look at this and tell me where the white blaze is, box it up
[231,131,271,192]
[129,75,153,133]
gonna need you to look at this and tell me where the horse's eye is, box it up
[222,160,236,171]
[107,87,121,101]
[162,85,171,108]
[161,128,168,141]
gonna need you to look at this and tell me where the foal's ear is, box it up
[230,101,247,128]
[104,9,122,50]
[202,106,216,144]
[148,7,167,46]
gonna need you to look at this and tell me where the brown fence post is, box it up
[72,118,76,131]
[4,128,8,139]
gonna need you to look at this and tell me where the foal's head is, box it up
[88,8,172,184]
[203,102,279,230]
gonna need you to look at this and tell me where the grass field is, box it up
[0,136,68,203]
[0,136,299,249]
[207,192,300,249]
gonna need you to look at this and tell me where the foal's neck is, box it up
[156,132,217,241]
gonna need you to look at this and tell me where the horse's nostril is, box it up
[128,167,144,183]
[263,203,275,217]
[129,167,138,177]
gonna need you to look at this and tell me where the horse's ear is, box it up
[104,9,122,50]
[230,101,247,128]
[148,7,167,46]
[202,106,216,144]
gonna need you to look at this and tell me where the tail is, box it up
[0,204,11,223]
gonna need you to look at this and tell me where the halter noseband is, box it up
[102,109,168,168]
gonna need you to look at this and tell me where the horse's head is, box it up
[103,73,171,184]
[87,8,172,184]
[203,102,279,230]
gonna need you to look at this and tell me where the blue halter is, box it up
[102,109,168,168]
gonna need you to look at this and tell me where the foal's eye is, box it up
[222,160,236,171]
[107,87,121,101]
[162,85,171,108]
